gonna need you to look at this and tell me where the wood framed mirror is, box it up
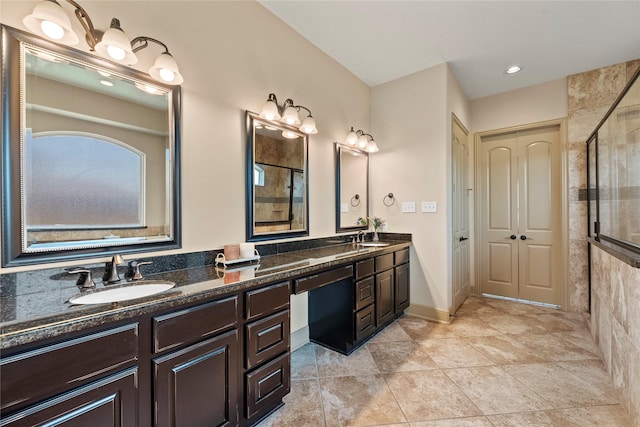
[1,25,181,267]
[335,144,369,232]
[246,111,309,241]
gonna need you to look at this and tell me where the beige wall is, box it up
[370,64,471,314]
[0,0,370,273]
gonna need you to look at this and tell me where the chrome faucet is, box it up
[102,254,124,284]
[125,260,153,281]
[357,230,366,243]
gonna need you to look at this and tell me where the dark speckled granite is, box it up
[0,234,411,349]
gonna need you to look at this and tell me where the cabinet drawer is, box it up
[355,258,374,280]
[0,368,138,427]
[246,310,290,369]
[395,248,409,265]
[355,277,374,311]
[0,323,138,414]
[153,295,238,354]
[375,253,394,272]
[245,352,290,420]
[355,305,375,341]
[245,281,290,321]
[293,265,353,294]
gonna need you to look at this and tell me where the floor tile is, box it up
[368,320,413,343]
[444,366,553,414]
[503,362,620,408]
[522,313,584,332]
[256,379,325,427]
[291,342,318,379]
[487,404,631,426]
[479,313,547,335]
[319,375,406,426]
[445,317,502,337]
[550,329,601,355]
[508,331,600,361]
[315,345,380,378]
[396,316,454,340]
[385,370,482,421]
[410,416,494,427]
[417,337,494,368]
[484,298,552,315]
[367,341,439,372]
[463,334,547,365]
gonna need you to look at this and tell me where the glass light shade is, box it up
[281,106,301,125]
[260,99,281,121]
[149,52,184,85]
[23,1,79,45]
[366,141,379,153]
[95,26,138,65]
[300,116,318,134]
[357,134,369,149]
[282,130,299,139]
[345,129,358,146]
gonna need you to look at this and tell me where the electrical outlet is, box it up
[402,202,416,213]
[421,201,437,212]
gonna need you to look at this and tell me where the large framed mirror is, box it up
[246,111,308,241]
[1,25,181,267]
[335,144,369,232]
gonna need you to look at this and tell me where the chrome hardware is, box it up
[357,230,366,243]
[126,260,153,281]
[102,254,124,283]
[68,268,96,289]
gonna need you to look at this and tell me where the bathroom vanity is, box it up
[0,238,410,426]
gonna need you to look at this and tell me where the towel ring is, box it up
[383,193,396,207]
[350,194,361,207]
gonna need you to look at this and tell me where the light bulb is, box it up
[41,20,64,40]
[106,45,126,61]
[345,129,358,146]
[159,68,175,82]
[300,116,318,134]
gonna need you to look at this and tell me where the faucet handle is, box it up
[68,268,96,289]
[126,260,152,281]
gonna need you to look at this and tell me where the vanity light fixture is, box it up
[22,0,183,85]
[345,127,379,153]
[259,93,318,135]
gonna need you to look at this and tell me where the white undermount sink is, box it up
[68,281,176,305]
[358,242,390,247]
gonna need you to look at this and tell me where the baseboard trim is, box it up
[290,326,309,351]
[405,303,452,324]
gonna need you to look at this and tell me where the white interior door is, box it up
[452,115,471,313]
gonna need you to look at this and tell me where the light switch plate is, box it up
[402,202,416,213]
[422,201,437,212]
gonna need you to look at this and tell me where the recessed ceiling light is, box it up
[505,65,522,74]
[100,80,114,87]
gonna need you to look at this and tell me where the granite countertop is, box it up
[0,240,410,349]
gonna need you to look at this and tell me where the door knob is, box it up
[510,235,517,240]
[520,235,527,240]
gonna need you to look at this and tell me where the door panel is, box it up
[480,133,519,299]
[517,126,562,304]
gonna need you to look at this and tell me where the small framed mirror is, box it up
[335,144,369,232]
[1,25,181,267]
[246,111,309,241]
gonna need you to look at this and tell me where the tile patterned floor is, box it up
[257,295,632,427]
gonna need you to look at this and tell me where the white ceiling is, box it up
[259,1,640,100]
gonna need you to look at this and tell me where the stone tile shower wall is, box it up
[566,59,640,312]
[590,245,640,425]
[568,59,640,426]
